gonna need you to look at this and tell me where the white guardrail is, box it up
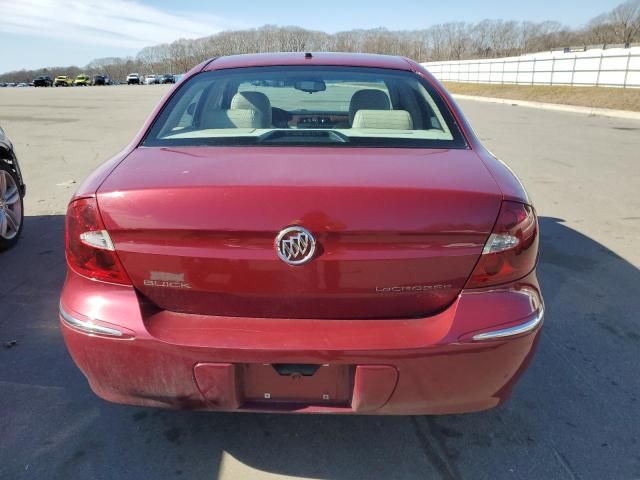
[422,46,640,88]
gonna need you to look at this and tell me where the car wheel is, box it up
[0,163,24,251]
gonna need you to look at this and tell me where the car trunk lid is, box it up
[97,146,502,319]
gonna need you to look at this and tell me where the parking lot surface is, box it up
[1,86,639,480]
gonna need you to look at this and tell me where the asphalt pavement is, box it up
[0,86,639,479]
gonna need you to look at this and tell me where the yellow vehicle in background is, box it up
[74,74,90,86]
[54,75,73,87]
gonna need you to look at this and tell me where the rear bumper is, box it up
[59,271,543,415]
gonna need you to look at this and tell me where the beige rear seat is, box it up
[201,91,272,129]
[352,110,413,130]
[231,91,272,126]
[348,89,391,125]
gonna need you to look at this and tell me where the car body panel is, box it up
[72,149,132,198]
[60,269,542,414]
[97,146,502,319]
[407,59,531,203]
[203,52,414,72]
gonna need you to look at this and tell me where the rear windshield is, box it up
[143,66,466,148]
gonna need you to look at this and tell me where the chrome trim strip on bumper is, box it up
[59,303,123,337]
[472,305,544,341]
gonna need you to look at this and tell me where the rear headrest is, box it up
[231,91,272,127]
[352,110,413,130]
[349,89,391,124]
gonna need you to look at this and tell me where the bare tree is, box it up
[609,0,640,43]
[2,0,639,83]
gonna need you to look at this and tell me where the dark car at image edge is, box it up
[59,52,543,415]
[0,126,26,250]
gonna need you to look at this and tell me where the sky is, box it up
[0,0,624,73]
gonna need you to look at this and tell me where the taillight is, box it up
[465,201,538,288]
[65,197,131,285]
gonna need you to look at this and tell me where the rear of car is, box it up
[60,53,542,414]
[33,76,52,87]
[74,74,90,86]
[144,74,160,85]
[54,75,72,87]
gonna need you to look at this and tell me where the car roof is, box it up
[202,52,413,72]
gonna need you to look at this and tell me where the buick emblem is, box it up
[275,226,316,266]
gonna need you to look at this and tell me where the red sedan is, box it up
[60,53,542,415]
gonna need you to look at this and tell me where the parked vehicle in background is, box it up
[16,83,28,87]
[160,74,175,84]
[59,52,543,415]
[74,74,90,86]
[0,125,26,250]
[0,83,6,87]
[93,75,107,86]
[7,83,16,87]
[33,76,53,87]
[144,74,160,85]
[173,74,185,83]
[127,73,141,85]
[54,75,73,87]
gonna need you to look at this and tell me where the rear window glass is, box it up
[143,66,466,149]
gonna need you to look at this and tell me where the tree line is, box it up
[1,0,638,83]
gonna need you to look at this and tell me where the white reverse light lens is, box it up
[79,230,115,251]
[482,233,519,254]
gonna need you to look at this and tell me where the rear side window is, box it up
[143,66,466,149]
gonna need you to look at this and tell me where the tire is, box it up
[0,163,24,251]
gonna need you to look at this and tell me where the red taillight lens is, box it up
[465,201,538,288]
[65,197,131,285]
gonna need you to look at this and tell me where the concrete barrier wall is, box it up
[422,46,640,88]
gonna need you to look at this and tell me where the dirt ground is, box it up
[444,82,640,112]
